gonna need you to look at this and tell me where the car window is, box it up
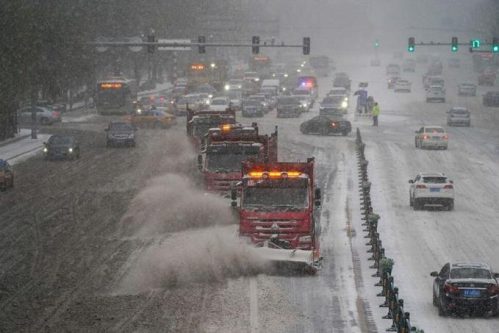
[424,127,444,133]
[450,268,492,279]
[422,177,447,184]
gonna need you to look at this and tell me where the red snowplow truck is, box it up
[186,108,236,147]
[231,158,322,273]
[198,123,278,193]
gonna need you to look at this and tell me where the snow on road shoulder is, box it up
[0,130,50,165]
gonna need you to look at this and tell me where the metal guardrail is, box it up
[356,128,425,333]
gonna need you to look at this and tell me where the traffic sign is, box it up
[157,39,192,51]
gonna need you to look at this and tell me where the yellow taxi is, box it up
[0,159,14,191]
[126,108,177,129]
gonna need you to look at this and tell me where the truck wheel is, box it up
[415,139,418,148]
[448,200,454,211]
[409,196,413,207]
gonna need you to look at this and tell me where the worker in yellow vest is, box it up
[372,102,380,126]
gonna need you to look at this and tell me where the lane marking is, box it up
[249,277,259,333]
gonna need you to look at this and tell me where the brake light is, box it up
[52,111,61,118]
[443,135,448,140]
[487,284,499,295]
[422,135,429,140]
[444,282,459,294]
[416,184,427,189]
[443,184,453,189]
[331,122,337,128]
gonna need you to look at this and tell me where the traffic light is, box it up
[451,37,458,52]
[470,39,480,49]
[374,40,379,48]
[303,37,310,55]
[493,37,499,53]
[252,36,260,54]
[408,37,415,52]
[198,36,206,54]
[147,33,155,53]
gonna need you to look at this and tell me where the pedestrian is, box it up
[372,102,380,126]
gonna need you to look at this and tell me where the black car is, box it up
[483,91,499,107]
[276,96,301,118]
[242,99,264,117]
[333,72,351,91]
[431,262,499,317]
[300,115,351,136]
[106,121,136,147]
[44,135,80,160]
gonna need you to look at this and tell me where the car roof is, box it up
[419,172,446,177]
[450,262,491,270]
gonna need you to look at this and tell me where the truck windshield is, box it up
[242,187,309,210]
[206,152,259,172]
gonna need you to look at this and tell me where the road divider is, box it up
[356,128,425,333]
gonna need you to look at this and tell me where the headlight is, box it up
[68,148,73,153]
[208,94,213,99]
[341,101,348,108]
[224,84,230,91]
[137,109,142,114]
[254,78,260,82]
[284,73,288,78]
[128,134,134,139]
[43,147,48,153]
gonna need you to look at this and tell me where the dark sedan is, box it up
[300,115,351,136]
[44,135,80,160]
[431,262,499,317]
[483,91,499,107]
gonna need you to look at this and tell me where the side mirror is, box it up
[430,271,438,277]
[414,130,418,134]
[43,142,47,145]
[408,180,414,184]
[197,154,203,170]
[449,180,453,184]
[104,128,109,132]
[493,272,499,279]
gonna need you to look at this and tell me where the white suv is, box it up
[409,173,454,210]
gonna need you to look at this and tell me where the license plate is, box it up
[432,136,441,140]
[463,289,480,297]
[430,188,440,192]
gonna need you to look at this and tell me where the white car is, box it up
[409,172,454,210]
[457,82,477,96]
[209,97,231,111]
[415,126,448,149]
[394,79,412,92]
[426,85,446,103]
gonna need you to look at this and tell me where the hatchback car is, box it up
[415,126,448,149]
[431,262,499,317]
[0,159,14,191]
[426,85,446,103]
[394,79,411,92]
[105,121,136,147]
[447,107,470,127]
[44,135,80,160]
[457,82,477,96]
[483,91,499,107]
[409,172,454,210]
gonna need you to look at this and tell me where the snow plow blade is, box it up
[254,247,322,275]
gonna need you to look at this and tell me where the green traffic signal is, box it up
[408,37,415,52]
[374,40,379,48]
[451,37,458,52]
[493,38,499,53]
[471,39,480,48]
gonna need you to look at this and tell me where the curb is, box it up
[0,134,31,148]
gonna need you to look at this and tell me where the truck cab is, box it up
[199,124,278,193]
[233,158,322,273]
